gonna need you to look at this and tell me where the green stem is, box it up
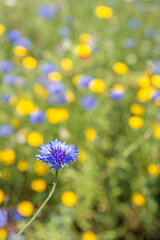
[13,169,59,240]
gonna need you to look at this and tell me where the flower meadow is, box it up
[1,0,160,239]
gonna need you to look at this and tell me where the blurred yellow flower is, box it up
[1,170,11,180]
[61,191,77,207]
[130,104,144,116]
[75,44,91,58]
[85,129,97,141]
[13,46,27,57]
[128,116,144,129]
[77,152,87,163]
[152,75,160,88]
[0,149,16,165]
[65,90,75,103]
[16,99,37,115]
[61,58,73,71]
[27,132,44,147]
[17,201,34,217]
[23,56,37,69]
[10,117,21,128]
[34,161,48,176]
[48,72,62,82]
[147,164,159,176]
[72,74,81,86]
[31,179,47,192]
[17,160,28,172]
[89,79,105,93]
[46,108,69,124]
[131,193,146,207]
[137,88,152,102]
[154,126,160,139]
[0,189,4,205]
[0,24,5,35]
[0,228,7,239]
[138,76,150,88]
[95,6,113,19]
[33,83,49,98]
[79,33,92,43]
[113,62,128,75]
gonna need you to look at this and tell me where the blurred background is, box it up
[0,0,160,239]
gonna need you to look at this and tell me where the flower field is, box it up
[0,0,160,239]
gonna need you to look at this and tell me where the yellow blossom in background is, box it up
[33,83,49,98]
[31,179,47,192]
[131,193,146,207]
[46,108,69,124]
[61,191,77,207]
[48,72,62,82]
[154,126,160,139]
[0,24,5,35]
[65,90,75,103]
[85,129,97,141]
[113,62,128,75]
[75,44,92,58]
[89,79,105,93]
[16,99,37,115]
[27,132,44,147]
[17,201,34,217]
[0,149,16,165]
[13,46,27,57]
[138,76,150,88]
[0,228,7,239]
[1,170,11,180]
[128,116,144,129]
[17,160,28,172]
[61,58,73,71]
[10,117,21,128]
[95,6,113,19]
[137,88,153,102]
[34,161,48,176]
[147,164,159,176]
[77,152,87,163]
[82,231,97,240]
[152,75,160,88]
[23,56,37,69]
[79,33,92,43]
[0,189,4,204]
[130,104,145,116]
[72,74,81,86]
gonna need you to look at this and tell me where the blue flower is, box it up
[29,110,46,124]
[110,88,125,101]
[0,209,8,227]
[124,38,136,49]
[2,74,18,86]
[128,19,140,29]
[38,3,59,20]
[77,75,93,88]
[41,62,57,75]
[0,124,13,138]
[81,94,98,110]
[36,139,79,170]
[0,61,14,72]
[7,30,21,42]
[14,38,31,48]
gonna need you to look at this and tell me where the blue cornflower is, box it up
[0,60,14,72]
[41,62,57,75]
[77,75,93,88]
[38,3,59,20]
[29,110,46,124]
[81,94,98,110]
[14,38,31,48]
[2,74,18,86]
[0,209,8,227]
[7,30,21,42]
[0,124,13,138]
[36,139,79,170]
[110,88,125,101]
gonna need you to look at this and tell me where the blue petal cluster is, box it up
[36,139,79,170]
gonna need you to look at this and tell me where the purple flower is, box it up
[0,209,8,227]
[14,38,31,48]
[48,82,66,95]
[11,209,25,222]
[7,30,21,42]
[0,124,13,138]
[110,88,125,101]
[29,110,46,124]
[2,74,18,86]
[41,62,57,75]
[81,95,98,110]
[1,93,11,103]
[0,61,14,72]
[38,3,59,20]
[36,139,79,170]
[77,75,93,88]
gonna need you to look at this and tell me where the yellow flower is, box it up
[147,164,159,176]
[72,74,81,86]
[31,179,47,192]
[16,99,37,115]
[61,191,77,207]
[33,83,49,98]
[17,201,34,217]
[95,6,113,19]
[77,152,87,163]
[61,58,73,71]
[65,90,75,103]
[82,231,97,240]
[46,108,69,124]
[75,44,91,58]
[138,76,150,88]
[113,84,125,91]
[0,228,7,239]
[34,161,48,176]
[131,193,146,207]
[13,46,27,57]
[27,132,44,147]
[23,56,37,69]
[128,116,144,129]
[130,104,144,116]
[85,129,97,141]
[152,75,160,88]
[137,88,153,102]
[0,24,5,35]
[0,149,16,165]
[89,79,105,93]
[1,170,11,180]
[154,126,160,139]
[48,72,62,82]
[17,160,28,172]
[0,189,4,205]
[113,62,128,75]
[79,33,92,43]
[10,117,21,128]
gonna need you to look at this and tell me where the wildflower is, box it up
[0,124,12,138]
[82,231,97,240]
[124,38,136,49]
[152,75,160,88]
[113,62,128,75]
[77,152,87,163]
[34,161,48,176]
[89,79,105,93]
[23,56,37,69]
[27,132,44,147]
[38,3,59,20]
[36,139,79,170]
[81,95,98,110]
[131,193,146,207]
[46,108,69,124]
[110,84,125,100]
[0,60,14,72]
[147,164,159,176]
[48,72,62,82]
[128,19,140,29]
[85,129,97,141]
[95,6,113,19]
[137,88,153,102]
[138,76,150,88]
[77,75,93,88]
[61,58,73,71]
[65,90,75,103]
[0,228,7,239]
[16,100,36,115]
[0,24,5,35]
[14,37,31,48]
[0,209,8,227]
[29,110,46,124]
[13,46,27,57]
[61,191,77,207]
[79,33,92,43]
[75,44,92,59]
[7,30,21,42]
[128,116,144,129]
[2,74,18,86]
[31,179,47,192]
[17,201,34,217]
[41,62,57,75]
[0,149,16,165]
[0,190,4,205]
[17,160,28,172]
[130,104,144,116]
